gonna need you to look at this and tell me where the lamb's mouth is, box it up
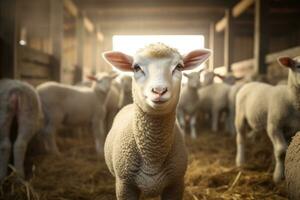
[151,99,168,104]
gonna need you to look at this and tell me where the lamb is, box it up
[227,82,246,134]
[105,75,133,133]
[197,83,231,132]
[227,74,269,135]
[285,131,300,200]
[103,43,211,199]
[0,79,43,180]
[117,75,133,108]
[201,70,215,86]
[37,73,115,155]
[235,56,300,183]
[177,71,202,138]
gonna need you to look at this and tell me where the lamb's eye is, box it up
[173,63,183,73]
[133,64,142,73]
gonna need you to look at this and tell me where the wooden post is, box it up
[209,23,215,71]
[102,34,113,72]
[91,32,98,74]
[75,13,85,82]
[0,0,19,79]
[50,0,64,82]
[224,9,234,73]
[254,0,269,74]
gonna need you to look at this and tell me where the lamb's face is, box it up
[88,73,116,94]
[132,53,183,114]
[184,71,201,88]
[121,76,132,92]
[202,71,215,86]
[103,43,211,114]
[278,56,300,85]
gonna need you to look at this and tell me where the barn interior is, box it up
[0,0,300,199]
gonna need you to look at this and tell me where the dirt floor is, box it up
[0,129,288,200]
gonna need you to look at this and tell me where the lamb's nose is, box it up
[151,86,168,96]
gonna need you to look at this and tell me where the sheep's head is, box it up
[202,71,215,86]
[278,56,300,85]
[120,76,132,92]
[183,71,202,88]
[87,72,117,94]
[103,43,211,114]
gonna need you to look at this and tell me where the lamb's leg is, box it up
[161,180,184,200]
[116,178,140,200]
[0,112,13,180]
[235,115,247,167]
[92,118,105,156]
[267,125,287,183]
[211,108,219,132]
[42,124,60,155]
[190,114,197,139]
[13,121,36,178]
[177,110,186,136]
[228,106,236,135]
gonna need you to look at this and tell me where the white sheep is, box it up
[235,56,300,183]
[285,131,300,200]
[105,75,133,133]
[177,71,202,138]
[103,43,211,199]
[37,73,115,155]
[117,75,133,108]
[197,83,231,132]
[0,79,43,180]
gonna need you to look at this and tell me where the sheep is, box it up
[285,131,300,200]
[227,82,246,135]
[201,70,215,86]
[235,56,300,183]
[37,73,115,155]
[227,73,270,135]
[117,75,133,108]
[0,79,43,180]
[103,43,211,199]
[177,71,202,138]
[104,75,133,134]
[197,83,231,132]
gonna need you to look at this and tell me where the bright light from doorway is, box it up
[112,35,205,56]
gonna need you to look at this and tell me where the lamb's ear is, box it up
[87,75,97,82]
[278,56,295,69]
[214,73,225,80]
[103,51,133,72]
[183,49,212,71]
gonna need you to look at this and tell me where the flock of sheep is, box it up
[0,42,300,199]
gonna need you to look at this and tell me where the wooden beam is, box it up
[232,0,255,17]
[209,23,216,70]
[215,17,226,32]
[224,9,234,73]
[83,17,94,33]
[0,0,19,79]
[253,0,269,74]
[64,0,78,17]
[50,0,64,82]
[215,0,255,32]
[78,0,236,11]
[89,9,223,23]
